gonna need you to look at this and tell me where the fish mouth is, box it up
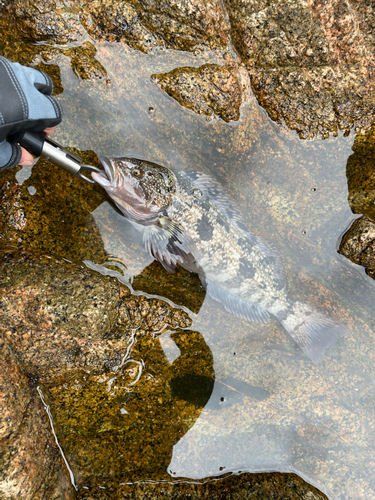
[91,156,114,186]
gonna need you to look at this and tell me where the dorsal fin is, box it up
[179,170,286,284]
[179,170,248,233]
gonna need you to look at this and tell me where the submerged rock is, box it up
[0,248,199,493]
[152,64,243,122]
[75,471,328,499]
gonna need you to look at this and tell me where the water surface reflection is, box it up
[51,42,375,499]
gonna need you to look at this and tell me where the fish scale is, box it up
[92,157,349,363]
[168,180,281,308]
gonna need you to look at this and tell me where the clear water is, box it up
[49,41,375,499]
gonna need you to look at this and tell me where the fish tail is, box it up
[278,301,349,363]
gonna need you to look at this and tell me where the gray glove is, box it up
[0,56,62,169]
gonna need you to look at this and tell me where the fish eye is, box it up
[132,169,144,178]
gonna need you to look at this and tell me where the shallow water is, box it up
[26,41,375,499]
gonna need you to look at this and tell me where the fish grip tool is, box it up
[14,130,102,184]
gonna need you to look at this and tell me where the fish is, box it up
[92,157,349,363]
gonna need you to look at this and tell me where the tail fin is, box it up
[279,302,349,363]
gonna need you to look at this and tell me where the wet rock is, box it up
[346,124,375,219]
[80,0,231,53]
[0,0,231,86]
[0,0,238,122]
[80,0,162,52]
[0,3,109,85]
[0,340,75,499]
[0,249,193,383]
[3,0,83,44]
[2,0,375,136]
[0,249,132,382]
[338,216,375,279]
[1,0,231,54]
[224,0,375,138]
[152,64,242,122]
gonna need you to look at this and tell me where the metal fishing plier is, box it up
[15,130,102,185]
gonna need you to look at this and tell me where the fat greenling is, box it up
[92,157,349,363]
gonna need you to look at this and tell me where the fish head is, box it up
[92,157,177,223]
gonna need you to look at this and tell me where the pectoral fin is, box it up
[143,217,198,272]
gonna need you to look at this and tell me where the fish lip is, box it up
[98,156,114,183]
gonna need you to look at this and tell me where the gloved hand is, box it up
[0,56,62,169]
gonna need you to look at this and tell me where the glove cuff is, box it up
[0,140,22,170]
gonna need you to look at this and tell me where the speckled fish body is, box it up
[92,157,349,363]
